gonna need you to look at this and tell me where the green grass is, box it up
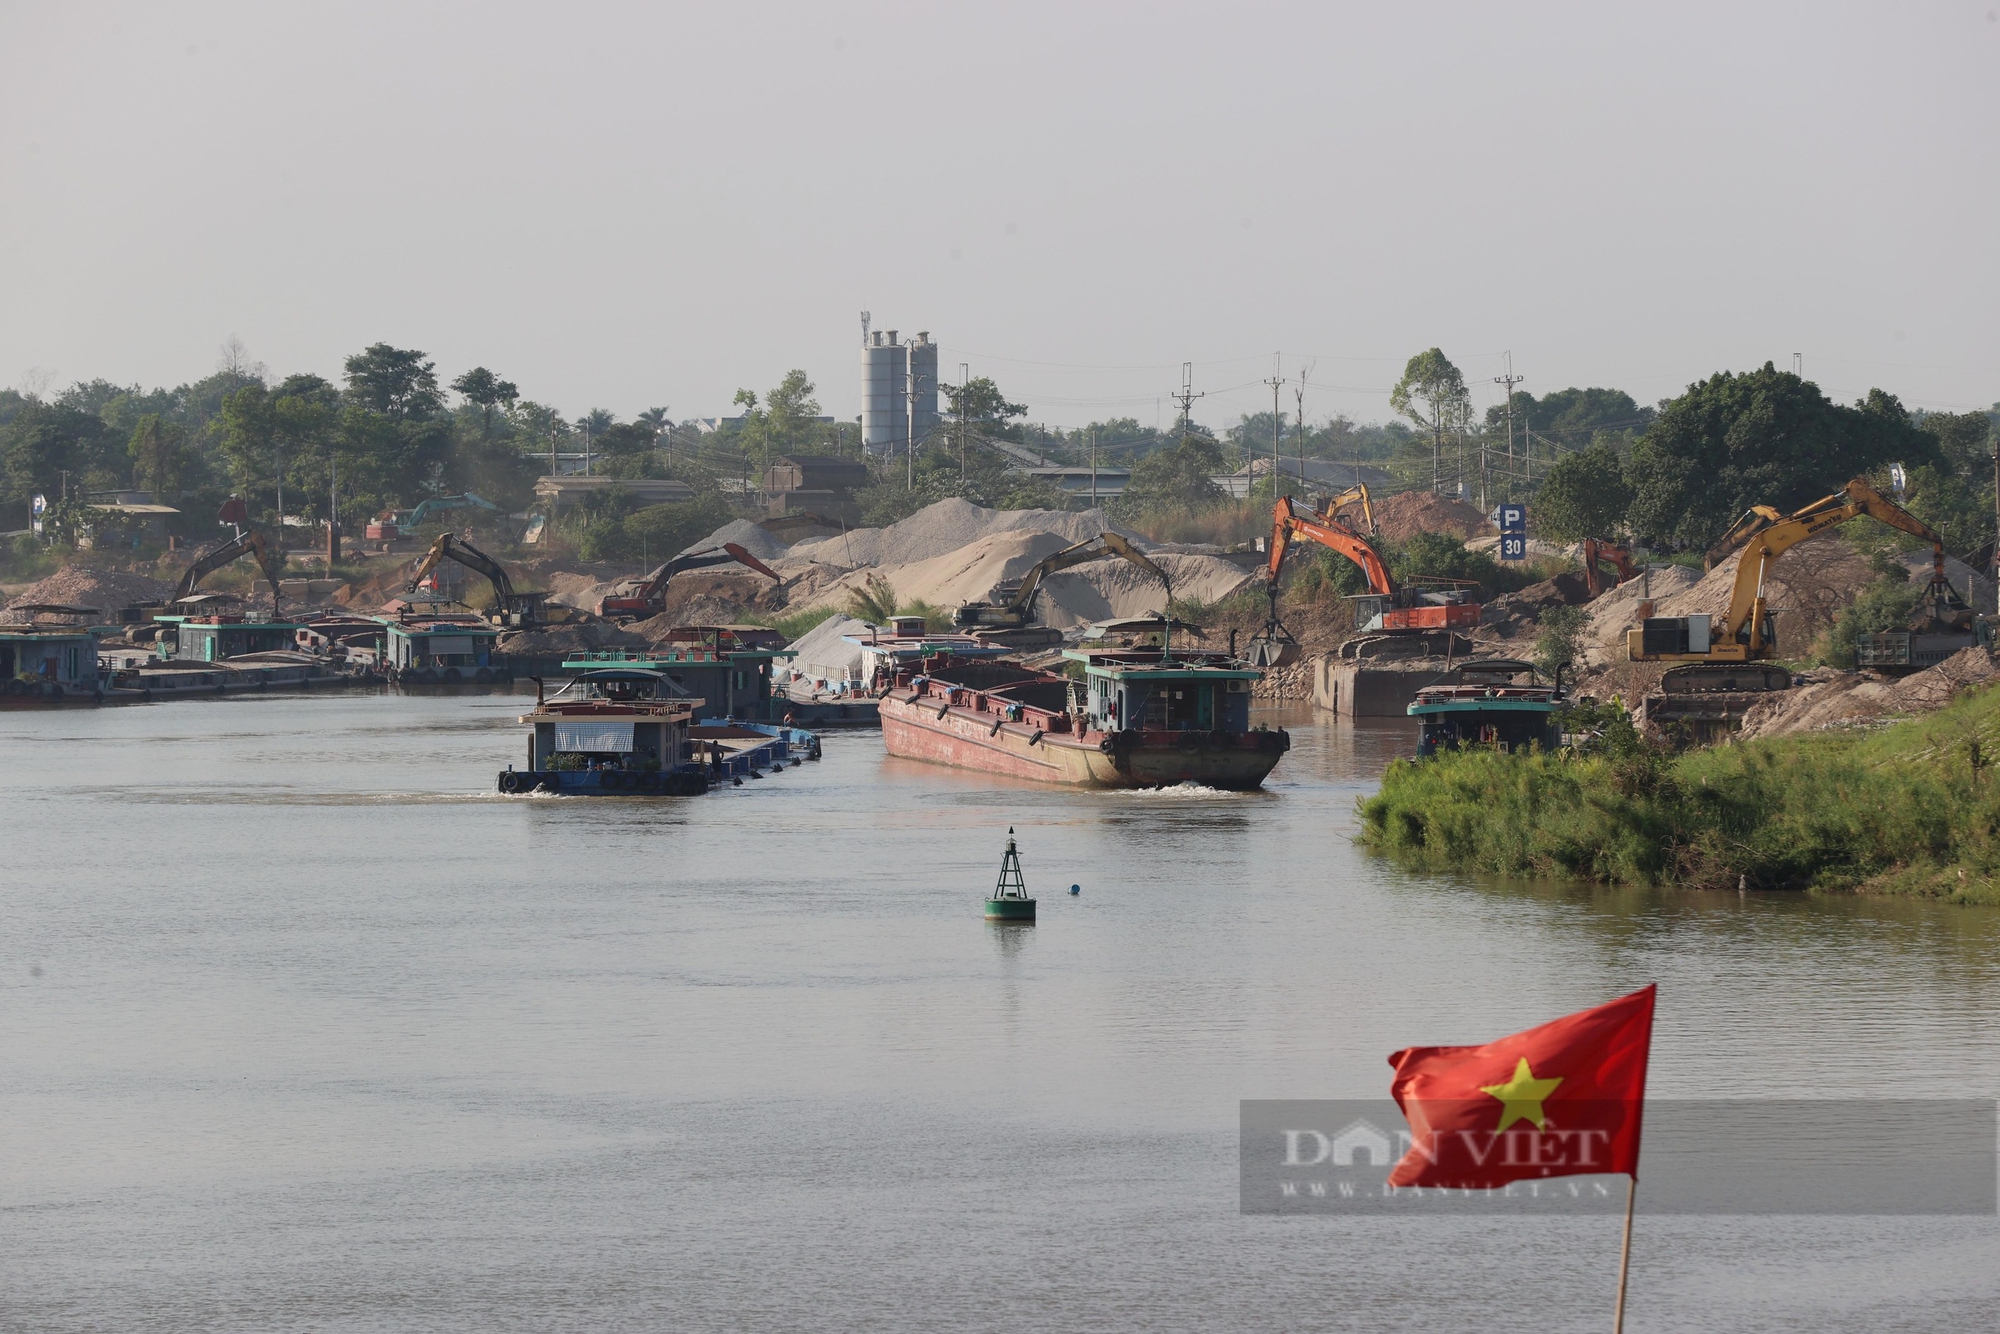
[1359,682,2000,904]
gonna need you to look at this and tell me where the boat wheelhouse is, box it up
[163,613,300,662]
[379,607,506,684]
[502,667,820,795]
[0,621,102,701]
[1407,659,1561,757]
[505,669,709,795]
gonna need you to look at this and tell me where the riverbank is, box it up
[1360,681,2000,904]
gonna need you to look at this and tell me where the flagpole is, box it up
[1612,1174,1636,1334]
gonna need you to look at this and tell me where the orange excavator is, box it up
[1246,495,1481,666]
[596,542,783,621]
[1581,538,1641,598]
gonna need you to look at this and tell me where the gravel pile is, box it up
[1251,660,1313,700]
[5,566,173,615]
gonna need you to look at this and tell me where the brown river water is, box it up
[3,691,1997,1331]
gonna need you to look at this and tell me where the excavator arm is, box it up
[406,533,549,625]
[598,542,783,618]
[1722,480,1946,652]
[1010,532,1171,616]
[640,543,781,601]
[1704,505,1785,571]
[1581,537,1640,598]
[1316,483,1376,536]
[171,528,285,619]
[1266,495,1394,597]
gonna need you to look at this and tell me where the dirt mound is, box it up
[6,566,172,615]
[1478,570,1595,643]
[1738,647,2000,738]
[1349,491,1494,543]
[495,620,647,658]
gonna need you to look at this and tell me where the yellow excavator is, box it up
[1629,477,1969,692]
[953,531,1172,632]
[1312,483,1378,537]
[406,533,558,628]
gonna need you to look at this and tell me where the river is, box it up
[3,692,1997,1331]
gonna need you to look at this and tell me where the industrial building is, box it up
[860,319,939,457]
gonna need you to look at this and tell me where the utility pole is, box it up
[1171,362,1204,445]
[1264,353,1286,502]
[327,456,340,564]
[906,361,928,491]
[1793,352,1803,378]
[958,362,969,481]
[1493,354,1524,508]
[1294,364,1311,502]
[1090,427,1099,509]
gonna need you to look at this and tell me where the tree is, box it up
[0,403,113,526]
[1390,349,1472,495]
[451,366,518,441]
[1624,364,1943,550]
[216,385,277,501]
[127,415,195,500]
[343,344,443,422]
[943,376,1027,441]
[764,370,821,454]
[1533,444,1635,543]
[1116,433,1226,518]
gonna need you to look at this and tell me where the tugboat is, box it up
[501,669,710,795]
[878,640,1288,790]
[500,666,820,795]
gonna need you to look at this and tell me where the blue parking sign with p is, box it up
[1499,503,1526,533]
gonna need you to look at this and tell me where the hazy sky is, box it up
[4,3,1996,434]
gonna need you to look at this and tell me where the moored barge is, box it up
[1407,660,1561,757]
[878,646,1287,789]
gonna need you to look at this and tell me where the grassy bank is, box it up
[1359,685,2000,904]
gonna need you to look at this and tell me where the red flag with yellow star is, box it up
[1385,984,1656,1189]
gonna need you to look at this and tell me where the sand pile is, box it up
[1351,491,1494,543]
[788,498,1132,570]
[677,519,792,563]
[782,613,876,686]
[6,566,172,615]
[1038,552,1255,627]
[1738,647,2000,738]
[782,527,1257,630]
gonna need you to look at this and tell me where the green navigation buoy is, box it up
[984,827,1036,921]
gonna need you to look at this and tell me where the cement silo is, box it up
[906,333,940,447]
[861,330,907,455]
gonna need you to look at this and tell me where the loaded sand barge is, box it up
[879,646,1287,789]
